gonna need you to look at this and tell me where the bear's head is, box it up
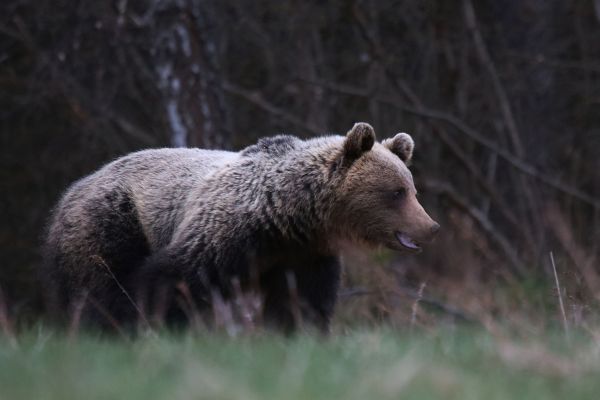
[332,122,439,253]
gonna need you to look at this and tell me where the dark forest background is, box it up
[1,0,599,328]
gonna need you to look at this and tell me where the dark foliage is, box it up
[1,0,599,322]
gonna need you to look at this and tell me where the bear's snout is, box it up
[416,221,440,244]
[429,222,440,237]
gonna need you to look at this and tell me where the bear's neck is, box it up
[253,140,343,250]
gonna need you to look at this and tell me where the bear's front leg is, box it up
[261,255,341,333]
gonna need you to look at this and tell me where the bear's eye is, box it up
[393,188,407,198]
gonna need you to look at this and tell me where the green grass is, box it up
[0,328,598,400]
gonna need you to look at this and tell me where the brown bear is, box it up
[42,123,439,332]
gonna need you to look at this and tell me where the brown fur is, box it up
[42,122,438,332]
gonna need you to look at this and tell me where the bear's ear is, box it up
[343,122,375,161]
[382,132,414,164]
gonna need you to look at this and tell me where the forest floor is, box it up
[0,326,599,400]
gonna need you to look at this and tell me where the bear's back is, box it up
[115,148,239,248]
[52,148,239,251]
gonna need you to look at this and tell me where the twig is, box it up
[339,285,475,323]
[87,296,131,340]
[550,252,570,341]
[92,255,152,330]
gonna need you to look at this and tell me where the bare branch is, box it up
[338,285,475,323]
[423,178,527,277]
[298,78,600,210]
[463,0,523,156]
[222,81,322,135]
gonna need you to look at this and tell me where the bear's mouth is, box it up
[395,231,422,253]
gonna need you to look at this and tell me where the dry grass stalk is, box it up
[67,290,88,340]
[545,204,600,301]
[286,271,303,330]
[211,289,238,336]
[175,281,204,332]
[91,255,152,331]
[231,278,260,333]
[550,252,570,341]
[0,285,17,348]
[410,282,426,332]
[87,297,131,340]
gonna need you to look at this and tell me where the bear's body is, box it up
[43,123,439,331]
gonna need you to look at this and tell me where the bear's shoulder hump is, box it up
[241,135,302,157]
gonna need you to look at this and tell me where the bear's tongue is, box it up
[395,232,420,250]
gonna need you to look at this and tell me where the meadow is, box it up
[1,325,599,400]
